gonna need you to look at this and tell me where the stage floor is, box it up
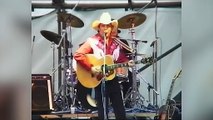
[33,112,157,120]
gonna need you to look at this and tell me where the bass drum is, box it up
[74,81,96,110]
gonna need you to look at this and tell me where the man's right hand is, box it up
[91,66,102,75]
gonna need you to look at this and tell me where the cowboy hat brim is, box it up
[92,19,118,31]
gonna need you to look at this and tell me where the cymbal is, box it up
[118,13,146,29]
[40,30,61,44]
[41,30,71,47]
[120,38,147,43]
[58,13,84,28]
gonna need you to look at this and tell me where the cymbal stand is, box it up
[137,73,159,107]
[54,29,71,111]
[51,42,56,94]
[65,24,77,109]
[124,22,146,109]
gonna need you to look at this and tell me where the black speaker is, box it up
[32,74,54,113]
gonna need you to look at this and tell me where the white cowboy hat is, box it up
[91,12,118,30]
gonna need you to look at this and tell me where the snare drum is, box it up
[116,67,129,82]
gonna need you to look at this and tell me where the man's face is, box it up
[99,23,113,37]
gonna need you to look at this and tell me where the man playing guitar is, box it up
[74,12,134,119]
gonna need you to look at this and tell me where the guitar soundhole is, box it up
[97,74,103,81]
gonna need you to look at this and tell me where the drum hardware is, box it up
[40,11,84,112]
[57,11,84,112]
[41,30,61,94]
[113,37,135,53]
[118,13,148,109]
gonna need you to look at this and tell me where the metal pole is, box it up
[57,9,62,92]
[32,1,181,9]
[152,40,158,107]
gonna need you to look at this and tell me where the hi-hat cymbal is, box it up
[120,38,147,43]
[58,12,84,28]
[126,53,146,56]
[40,30,61,44]
[118,13,146,29]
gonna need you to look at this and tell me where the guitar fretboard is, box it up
[165,69,182,106]
[106,58,151,71]
[165,79,175,106]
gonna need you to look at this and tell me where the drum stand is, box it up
[53,30,70,112]
[53,24,76,112]
[65,25,77,110]
[123,23,147,109]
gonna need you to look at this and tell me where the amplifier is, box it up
[32,74,54,113]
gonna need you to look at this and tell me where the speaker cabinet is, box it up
[32,74,54,113]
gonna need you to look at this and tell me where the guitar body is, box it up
[158,105,171,120]
[76,54,116,88]
[158,69,182,120]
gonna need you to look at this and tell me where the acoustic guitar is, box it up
[76,54,152,88]
[158,69,182,120]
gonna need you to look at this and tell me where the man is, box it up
[74,12,134,119]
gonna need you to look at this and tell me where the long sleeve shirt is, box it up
[74,33,129,71]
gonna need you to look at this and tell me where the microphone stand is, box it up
[102,33,108,120]
[138,0,159,108]
[151,0,159,108]
[31,36,35,54]
[137,73,159,106]
[151,40,158,108]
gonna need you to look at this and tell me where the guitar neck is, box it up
[165,69,182,106]
[107,59,148,71]
[165,79,175,105]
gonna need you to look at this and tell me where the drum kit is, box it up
[40,11,157,112]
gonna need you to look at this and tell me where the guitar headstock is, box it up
[173,69,182,80]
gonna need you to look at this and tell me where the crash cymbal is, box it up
[40,30,61,44]
[58,12,84,28]
[118,13,146,29]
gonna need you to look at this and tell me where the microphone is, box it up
[33,36,35,42]
[150,40,157,47]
